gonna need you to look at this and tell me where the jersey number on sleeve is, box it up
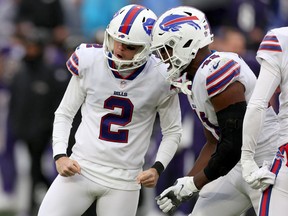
[199,111,220,139]
[99,96,134,143]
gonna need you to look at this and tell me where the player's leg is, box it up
[96,188,139,216]
[259,186,288,216]
[38,174,95,216]
[258,148,288,216]
[190,165,253,216]
[244,187,259,216]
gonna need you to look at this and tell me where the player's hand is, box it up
[137,168,159,188]
[251,161,275,191]
[242,160,275,191]
[55,157,81,177]
[155,176,198,214]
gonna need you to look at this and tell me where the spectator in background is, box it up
[270,0,288,27]
[184,0,273,54]
[8,30,64,215]
[0,47,17,215]
[15,0,66,35]
[15,0,69,63]
[60,0,82,36]
[183,0,230,28]
[224,0,270,52]
[0,0,17,48]
[14,0,70,91]
[0,1,26,207]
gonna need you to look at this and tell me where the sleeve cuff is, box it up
[53,142,68,158]
[151,161,165,176]
[54,154,67,161]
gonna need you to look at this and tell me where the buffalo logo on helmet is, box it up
[143,18,156,36]
[160,14,201,32]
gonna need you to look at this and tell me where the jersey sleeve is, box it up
[242,60,280,160]
[66,44,82,77]
[154,94,182,169]
[66,43,102,78]
[256,30,283,68]
[206,57,241,98]
[52,76,86,157]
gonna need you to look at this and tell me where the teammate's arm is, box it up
[187,127,217,176]
[241,59,279,189]
[156,81,247,215]
[194,81,246,189]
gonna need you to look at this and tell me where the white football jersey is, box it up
[256,27,288,146]
[187,51,278,165]
[52,44,182,190]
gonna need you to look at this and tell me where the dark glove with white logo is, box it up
[155,177,199,214]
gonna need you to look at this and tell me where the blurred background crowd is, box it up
[0,0,287,216]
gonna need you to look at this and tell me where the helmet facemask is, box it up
[104,31,149,72]
[152,35,191,81]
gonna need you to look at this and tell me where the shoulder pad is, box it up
[206,57,241,98]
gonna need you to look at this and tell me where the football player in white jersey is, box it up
[241,27,288,216]
[150,6,279,216]
[37,4,182,216]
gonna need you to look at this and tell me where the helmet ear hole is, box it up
[183,40,193,48]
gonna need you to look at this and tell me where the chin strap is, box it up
[170,79,192,95]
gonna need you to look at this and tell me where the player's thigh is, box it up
[38,174,95,216]
[258,163,288,216]
[260,187,288,216]
[246,184,261,213]
[96,188,139,216]
[190,176,251,216]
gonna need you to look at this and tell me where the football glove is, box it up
[242,160,275,191]
[155,176,198,214]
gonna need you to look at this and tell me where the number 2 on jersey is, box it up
[99,96,134,143]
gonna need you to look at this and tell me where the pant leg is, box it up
[96,188,139,216]
[258,144,288,216]
[190,166,253,216]
[38,174,95,216]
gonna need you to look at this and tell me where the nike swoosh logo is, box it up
[213,61,220,69]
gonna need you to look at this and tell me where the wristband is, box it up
[54,154,67,161]
[151,161,164,176]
